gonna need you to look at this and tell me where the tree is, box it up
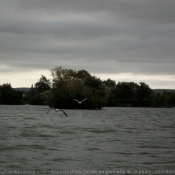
[51,67,77,83]
[34,75,51,94]
[76,70,91,79]
[108,82,139,106]
[49,67,107,109]
[0,83,23,104]
[114,82,137,100]
[83,76,107,109]
[103,79,116,89]
[137,82,153,106]
[26,75,51,105]
[137,82,153,100]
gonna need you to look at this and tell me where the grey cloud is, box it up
[0,0,175,88]
[16,0,175,24]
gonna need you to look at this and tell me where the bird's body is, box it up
[47,108,67,117]
[74,98,87,104]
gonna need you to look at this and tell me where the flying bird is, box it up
[73,98,87,104]
[47,108,67,117]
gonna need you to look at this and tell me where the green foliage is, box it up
[49,67,107,109]
[107,81,155,107]
[0,83,24,104]
[34,75,51,94]
[103,79,116,89]
[25,75,51,105]
[1,67,175,108]
[137,82,153,100]
[152,90,175,107]
[115,82,138,99]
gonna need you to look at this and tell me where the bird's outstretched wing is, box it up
[73,99,80,103]
[48,108,67,117]
[80,98,87,103]
[59,109,67,117]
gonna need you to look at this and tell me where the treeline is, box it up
[0,83,24,105]
[1,67,175,108]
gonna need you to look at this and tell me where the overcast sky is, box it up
[0,0,175,89]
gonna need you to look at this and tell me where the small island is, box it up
[0,67,175,109]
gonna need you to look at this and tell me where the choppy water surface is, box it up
[0,105,175,174]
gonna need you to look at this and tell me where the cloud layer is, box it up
[0,0,175,88]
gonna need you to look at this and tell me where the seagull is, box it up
[73,98,87,104]
[47,108,67,117]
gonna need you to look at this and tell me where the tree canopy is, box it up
[0,83,23,105]
[1,67,175,108]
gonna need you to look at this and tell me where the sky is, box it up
[0,0,175,89]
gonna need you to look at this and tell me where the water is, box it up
[0,105,175,174]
